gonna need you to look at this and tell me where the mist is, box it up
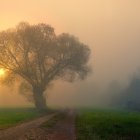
[0,0,140,109]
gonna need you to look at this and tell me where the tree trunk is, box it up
[33,87,46,110]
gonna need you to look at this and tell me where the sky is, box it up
[0,0,140,107]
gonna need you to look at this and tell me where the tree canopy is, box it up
[0,22,90,109]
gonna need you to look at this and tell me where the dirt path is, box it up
[47,109,76,140]
[0,113,56,140]
[0,110,76,140]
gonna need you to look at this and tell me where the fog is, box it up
[0,0,140,108]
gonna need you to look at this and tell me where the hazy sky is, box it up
[0,0,140,107]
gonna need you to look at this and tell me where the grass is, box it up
[0,108,41,129]
[76,109,140,140]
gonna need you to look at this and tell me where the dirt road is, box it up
[47,109,76,140]
[0,113,55,140]
[0,110,76,140]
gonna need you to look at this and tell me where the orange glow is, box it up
[0,68,6,77]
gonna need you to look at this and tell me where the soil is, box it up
[46,109,76,140]
[0,110,76,140]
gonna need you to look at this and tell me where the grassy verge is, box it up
[0,108,41,129]
[76,109,140,140]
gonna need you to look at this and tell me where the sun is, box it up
[0,68,5,77]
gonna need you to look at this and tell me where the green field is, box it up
[0,108,40,129]
[76,109,140,140]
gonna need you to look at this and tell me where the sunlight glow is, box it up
[0,68,6,77]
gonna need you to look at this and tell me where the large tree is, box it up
[0,22,90,109]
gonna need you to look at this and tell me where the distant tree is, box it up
[0,22,90,109]
[113,74,140,111]
[122,77,140,111]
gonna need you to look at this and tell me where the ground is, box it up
[76,109,140,140]
[0,109,76,140]
[46,109,76,140]
[0,108,140,140]
[0,108,39,129]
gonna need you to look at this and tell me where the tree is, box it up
[119,77,140,111]
[0,22,90,109]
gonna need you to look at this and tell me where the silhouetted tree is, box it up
[0,22,90,109]
[112,74,140,111]
[122,77,140,111]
